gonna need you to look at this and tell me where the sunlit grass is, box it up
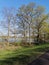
[0,43,49,65]
[0,43,49,60]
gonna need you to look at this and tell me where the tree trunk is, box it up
[37,28,40,44]
[29,24,31,45]
[8,21,10,45]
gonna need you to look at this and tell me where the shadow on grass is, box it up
[0,55,31,65]
[0,51,44,65]
[0,44,49,65]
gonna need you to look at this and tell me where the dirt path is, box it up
[28,51,49,65]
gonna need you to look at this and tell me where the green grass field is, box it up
[0,43,49,65]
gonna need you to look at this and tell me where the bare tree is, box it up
[2,8,17,45]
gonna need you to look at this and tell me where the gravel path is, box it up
[28,51,49,65]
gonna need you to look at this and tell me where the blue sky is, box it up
[0,0,49,13]
[0,0,49,35]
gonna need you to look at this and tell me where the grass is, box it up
[0,43,49,65]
